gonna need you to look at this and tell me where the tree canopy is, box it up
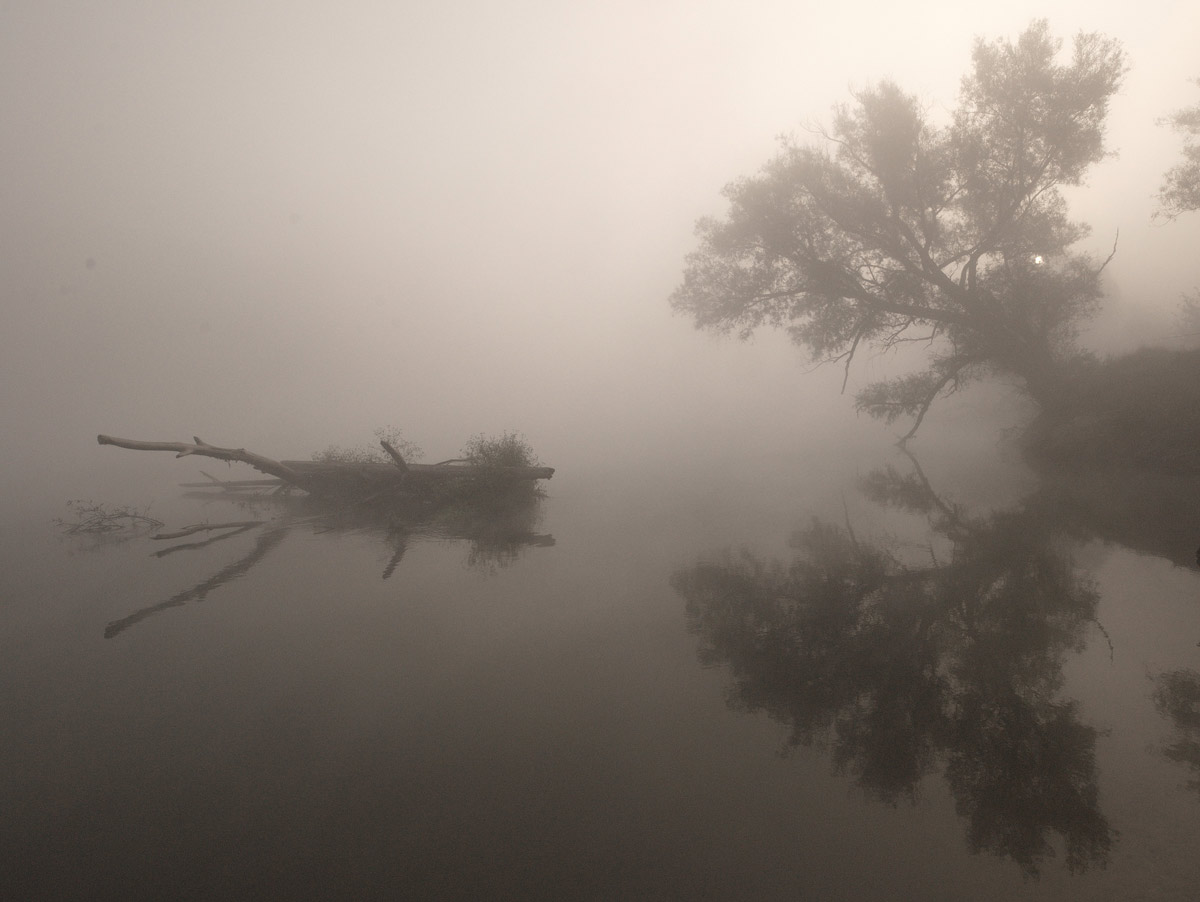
[672,21,1126,439]
[1159,78,1200,219]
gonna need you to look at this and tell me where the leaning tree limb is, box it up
[379,440,410,473]
[97,435,311,489]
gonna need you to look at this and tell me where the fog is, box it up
[3,0,1199,511]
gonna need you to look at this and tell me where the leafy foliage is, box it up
[458,431,544,499]
[1158,78,1200,219]
[1023,346,1200,471]
[672,21,1125,437]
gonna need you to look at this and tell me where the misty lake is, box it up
[5,423,1200,901]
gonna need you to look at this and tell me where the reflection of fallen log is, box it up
[278,459,556,482]
[98,434,555,497]
[151,523,263,558]
[153,521,265,540]
[102,482,556,635]
[105,527,290,639]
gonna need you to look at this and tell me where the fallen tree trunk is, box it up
[98,433,555,497]
[98,435,311,487]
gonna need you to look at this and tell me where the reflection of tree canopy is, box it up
[671,457,1112,876]
[1152,669,1200,793]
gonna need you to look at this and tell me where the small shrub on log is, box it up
[313,425,423,465]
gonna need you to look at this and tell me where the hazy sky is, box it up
[2,1,1198,507]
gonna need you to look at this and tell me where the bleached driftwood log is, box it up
[97,435,311,488]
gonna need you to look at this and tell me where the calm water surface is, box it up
[4,432,1200,900]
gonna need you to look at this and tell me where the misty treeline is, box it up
[673,20,1200,452]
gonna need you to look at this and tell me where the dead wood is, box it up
[98,435,311,488]
[99,433,555,499]
[380,440,410,472]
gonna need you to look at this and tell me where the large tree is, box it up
[672,21,1126,440]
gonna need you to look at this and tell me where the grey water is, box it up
[5,424,1200,901]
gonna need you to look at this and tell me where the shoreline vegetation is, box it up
[1020,346,1200,474]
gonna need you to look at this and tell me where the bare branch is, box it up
[98,435,309,487]
[1095,229,1119,276]
[898,358,978,445]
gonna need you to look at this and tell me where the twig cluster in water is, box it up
[55,500,165,535]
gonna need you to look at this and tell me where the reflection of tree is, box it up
[105,489,553,638]
[672,456,1112,876]
[1152,669,1200,793]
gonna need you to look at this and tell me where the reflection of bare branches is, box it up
[56,500,164,541]
[104,527,290,639]
[153,521,265,540]
[381,535,407,580]
[151,524,264,558]
[859,446,963,532]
